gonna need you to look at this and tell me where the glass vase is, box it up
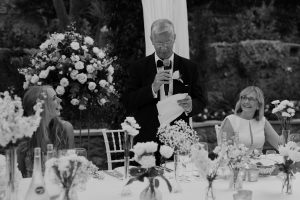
[281,130,290,144]
[229,168,243,191]
[139,178,162,200]
[205,180,216,200]
[60,185,78,200]
[172,152,182,193]
[281,172,293,194]
[124,132,132,180]
[5,146,18,200]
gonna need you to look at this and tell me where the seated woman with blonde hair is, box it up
[220,86,280,150]
[18,85,74,177]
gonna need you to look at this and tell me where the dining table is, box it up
[17,169,300,200]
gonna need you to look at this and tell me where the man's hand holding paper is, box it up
[156,93,189,125]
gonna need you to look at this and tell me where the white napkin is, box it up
[156,93,187,126]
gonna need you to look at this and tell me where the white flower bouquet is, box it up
[121,116,140,136]
[45,154,96,199]
[20,28,117,110]
[126,142,172,195]
[0,91,43,148]
[276,141,300,194]
[271,100,295,130]
[157,120,199,153]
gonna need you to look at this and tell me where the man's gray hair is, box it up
[150,19,175,37]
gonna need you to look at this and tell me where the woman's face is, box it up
[46,87,62,117]
[240,91,259,114]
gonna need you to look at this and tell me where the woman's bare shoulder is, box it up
[61,120,74,132]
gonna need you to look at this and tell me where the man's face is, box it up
[151,31,175,59]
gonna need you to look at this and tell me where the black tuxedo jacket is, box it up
[123,53,207,143]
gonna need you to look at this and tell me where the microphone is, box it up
[163,59,171,96]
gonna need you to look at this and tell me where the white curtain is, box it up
[141,0,190,59]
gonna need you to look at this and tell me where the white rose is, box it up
[145,142,158,153]
[71,55,80,62]
[39,70,49,79]
[70,70,79,80]
[84,36,94,45]
[86,65,95,74]
[133,143,145,157]
[97,50,105,59]
[74,61,84,70]
[76,73,88,84]
[88,82,96,91]
[30,75,39,84]
[107,75,113,83]
[280,100,290,107]
[55,86,65,95]
[70,42,80,50]
[99,80,107,88]
[138,155,156,168]
[121,123,139,136]
[79,104,87,110]
[282,112,291,117]
[60,78,69,87]
[107,65,114,75]
[108,85,115,93]
[70,99,79,106]
[93,47,100,54]
[99,98,107,105]
[159,145,174,159]
[25,74,32,81]
[287,108,295,114]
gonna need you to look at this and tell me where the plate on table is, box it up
[253,154,283,176]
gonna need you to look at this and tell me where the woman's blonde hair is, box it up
[23,85,67,152]
[234,86,265,121]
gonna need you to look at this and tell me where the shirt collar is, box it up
[155,53,174,65]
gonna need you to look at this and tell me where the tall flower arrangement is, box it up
[0,91,43,200]
[20,28,117,110]
[271,100,295,130]
[0,91,43,148]
[276,142,300,194]
[157,120,199,153]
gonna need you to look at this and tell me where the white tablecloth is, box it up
[18,173,300,200]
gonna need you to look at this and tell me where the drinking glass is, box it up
[75,148,88,158]
[265,150,277,155]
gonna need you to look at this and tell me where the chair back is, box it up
[102,129,134,170]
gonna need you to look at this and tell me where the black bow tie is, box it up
[157,60,163,68]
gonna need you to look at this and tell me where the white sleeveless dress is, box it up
[225,114,265,149]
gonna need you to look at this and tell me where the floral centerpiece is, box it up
[121,116,140,179]
[157,120,199,193]
[191,144,225,200]
[20,27,117,110]
[157,120,199,153]
[271,100,296,143]
[126,142,172,200]
[275,142,300,194]
[45,154,96,200]
[0,91,43,200]
[214,143,250,190]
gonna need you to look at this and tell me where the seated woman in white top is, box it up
[220,86,280,150]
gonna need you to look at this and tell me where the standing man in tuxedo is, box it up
[123,19,207,144]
